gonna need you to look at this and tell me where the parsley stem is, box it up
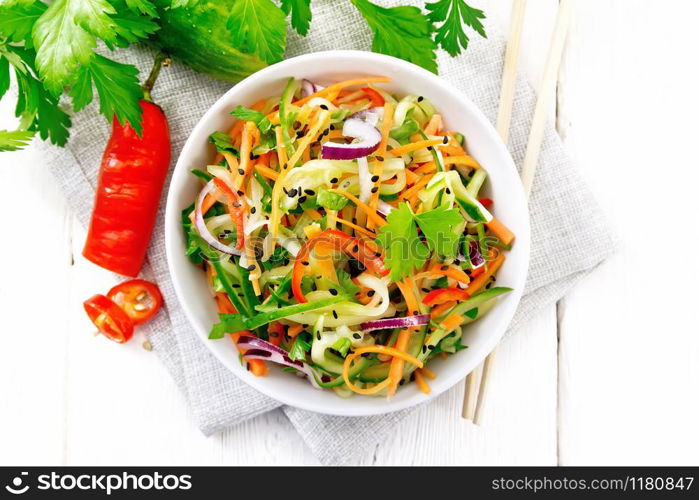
[142,52,171,103]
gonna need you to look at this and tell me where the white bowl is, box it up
[165,50,530,416]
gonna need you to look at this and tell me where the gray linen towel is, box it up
[37,1,615,465]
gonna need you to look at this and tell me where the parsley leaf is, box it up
[336,269,361,296]
[426,0,487,56]
[125,0,158,17]
[414,204,465,258]
[227,0,287,64]
[0,0,47,46]
[376,202,429,281]
[351,0,438,73]
[0,129,35,152]
[0,55,9,99]
[280,0,312,36]
[231,105,273,134]
[70,54,144,134]
[110,4,160,48]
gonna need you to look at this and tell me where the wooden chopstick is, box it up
[464,0,575,425]
[461,0,528,420]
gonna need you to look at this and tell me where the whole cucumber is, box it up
[151,0,267,82]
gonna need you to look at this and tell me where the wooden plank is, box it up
[556,0,699,464]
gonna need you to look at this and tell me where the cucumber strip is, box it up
[466,168,487,197]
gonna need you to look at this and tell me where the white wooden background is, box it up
[1,0,698,465]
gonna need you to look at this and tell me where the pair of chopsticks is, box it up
[461,0,575,423]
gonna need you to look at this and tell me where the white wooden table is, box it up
[1,0,698,465]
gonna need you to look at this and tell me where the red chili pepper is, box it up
[107,279,163,325]
[362,87,385,107]
[422,287,471,306]
[292,229,387,303]
[83,55,171,277]
[212,177,246,250]
[83,294,134,344]
[478,198,494,208]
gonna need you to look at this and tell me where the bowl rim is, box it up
[165,49,531,416]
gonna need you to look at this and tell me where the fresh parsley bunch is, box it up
[0,0,486,152]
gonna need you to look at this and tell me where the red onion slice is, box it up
[301,79,324,97]
[468,240,485,268]
[237,335,322,389]
[194,180,242,256]
[322,118,382,160]
[349,107,384,127]
[360,314,430,333]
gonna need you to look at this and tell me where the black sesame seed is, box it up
[441,265,450,271]
[375,155,384,162]
[422,345,427,353]
[421,288,430,293]
[250,206,257,214]
[445,188,451,194]
[417,96,424,102]
[287,188,298,197]
[247,265,256,271]
[332,310,338,319]
[443,136,449,144]
[238,168,245,175]
[232,284,241,288]
[304,189,315,196]
[320,104,328,110]
[298,195,307,204]
[427,146,434,151]
[283,163,288,170]
[428,345,435,350]
[371,187,378,194]
[329,288,338,296]
[317,332,321,341]
[465,270,472,276]
[352,333,361,339]
[374,252,381,257]
[237,190,244,196]
[371,175,379,182]
[283,187,288,194]
[352,245,359,253]
[303,324,309,328]
[367,290,376,297]
[296,131,304,139]
[301,261,310,266]
[352,217,357,224]
[330,177,338,183]
[330,124,335,130]
[399,379,405,386]
[246,363,251,371]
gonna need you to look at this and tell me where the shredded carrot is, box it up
[274,126,288,168]
[288,324,305,338]
[413,162,436,174]
[440,143,469,157]
[248,359,268,376]
[424,114,443,136]
[327,189,387,227]
[405,168,420,185]
[343,345,423,395]
[389,138,444,157]
[387,278,423,397]
[367,101,394,230]
[466,252,505,294]
[429,263,471,285]
[414,370,431,394]
[254,164,279,181]
[215,293,237,314]
[305,208,323,221]
[294,76,391,108]
[400,174,433,201]
[234,122,256,190]
[419,366,437,380]
[430,300,456,319]
[486,218,516,246]
[331,216,377,238]
[439,314,464,332]
[442,155,481,169]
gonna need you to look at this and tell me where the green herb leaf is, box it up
[376,202,429,281]
[426,0,487,57]
[316,188,349,211]
[110,5,160,48]
[336,269,361,296]
[0,0,47,46]
[280,0,312,36]
[209,131,239,155]
[414,204,465,258]
[0,129,35,152]
[289,332,312,361]
[125,0,158,17]
[0,55,9,99]
[351,0,438,74]
[227,0,287,64]
[231,105,273,134]
[70,54,144,134]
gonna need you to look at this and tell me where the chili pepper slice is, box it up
[212,177,246,250]
[291,229,387,303]
[83,294,135,344]
[107,279,163,325]
[362,87,385,107]
[422,287,471,306]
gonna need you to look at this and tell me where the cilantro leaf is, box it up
[0,129,35,152]
[351,0,438,74]
[0,0,47,46]
[426,0,487,57]
[280,0,312,36]
[125,0,158,17]
[414,204,465,258]
[376,202,429,281]
[231,105,272,134]
[73,0,118,47]
[227,0,287,64]
[209,131,239,155]
[70,54,144,134]
[110,4,160,48]
[336,269,360,296]
[0,55,9,99]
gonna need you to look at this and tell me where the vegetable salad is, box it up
[183,76,515,398]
